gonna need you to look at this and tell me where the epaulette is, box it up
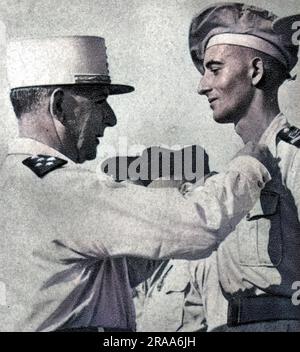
[278,126,300,148]
[22,155,68,178]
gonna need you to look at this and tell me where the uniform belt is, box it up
[228,295,300,327]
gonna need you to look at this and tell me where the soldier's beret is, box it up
[189,2,300,75]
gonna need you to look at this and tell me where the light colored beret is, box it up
[189,2,300,74]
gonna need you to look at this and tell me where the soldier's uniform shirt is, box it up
[0,138,269,331]
[134,259,206,332]
[193,114,300,331]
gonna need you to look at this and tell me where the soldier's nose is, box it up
[197,76,212,96]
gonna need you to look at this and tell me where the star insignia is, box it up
[22,155,68,178]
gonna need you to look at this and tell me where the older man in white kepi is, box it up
[0,35,272,331]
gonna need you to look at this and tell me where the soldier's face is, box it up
[65,87,117,163]
[198,45,254,124]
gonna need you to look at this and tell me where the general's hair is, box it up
[9,85,108,119]
[10,86,55,119]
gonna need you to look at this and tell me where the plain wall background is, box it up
[0,0,299,172]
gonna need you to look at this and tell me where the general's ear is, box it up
[251,57,264,86]
[49,88,65,122]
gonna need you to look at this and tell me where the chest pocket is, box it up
[144,264,190,332]
[238,190,282,267]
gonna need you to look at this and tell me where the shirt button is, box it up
[257,180,263,188]
[246,213,251,220]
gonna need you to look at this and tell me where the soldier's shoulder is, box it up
[278,126,300,148]
[277,126,300,180]
[277,126,300,171]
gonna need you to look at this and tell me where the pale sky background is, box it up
[0,0,299,172]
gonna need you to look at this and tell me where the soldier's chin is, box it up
[212,111,233,124]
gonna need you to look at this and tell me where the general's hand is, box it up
[235,142,278,177]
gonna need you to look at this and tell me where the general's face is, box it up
[198,45,254,124]
[65,87,117,163]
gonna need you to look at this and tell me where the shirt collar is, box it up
[259,113,289,156]
[7,138,76,165]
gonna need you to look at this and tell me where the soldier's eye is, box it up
[210,67,220,74]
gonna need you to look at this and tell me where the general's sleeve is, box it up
[53,155,270,260]
[186,155,270,240]
[126,257,163,288]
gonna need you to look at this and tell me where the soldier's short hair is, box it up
[229,45,290,89]
[249,48,290,89]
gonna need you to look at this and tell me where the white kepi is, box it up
[7,35,134,94]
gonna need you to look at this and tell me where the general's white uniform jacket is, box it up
[0,138,269,331]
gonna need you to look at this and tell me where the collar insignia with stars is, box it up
[22,155,68,178]
[278,126,300,148]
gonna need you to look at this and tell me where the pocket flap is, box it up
[163,262,191,292]
[247,191,279,221]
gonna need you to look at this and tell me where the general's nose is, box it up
[197,75,212,96]
[103,101,117,127]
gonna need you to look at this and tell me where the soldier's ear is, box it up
[251,57,264,86]
[49,88,65,122]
